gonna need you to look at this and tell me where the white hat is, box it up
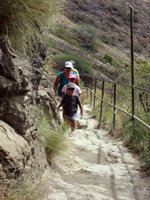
[65,61,73,69]
[67,82,75,89]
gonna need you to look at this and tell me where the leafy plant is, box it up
[104,53,113,64]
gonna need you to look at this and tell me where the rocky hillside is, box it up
[47,0,150,83]
[64,0,150,56]
[0,37,61,185]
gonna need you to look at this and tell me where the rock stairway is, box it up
[41,104,150,200]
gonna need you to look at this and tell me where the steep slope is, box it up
[64,0,150,57]
[47,0,150,83]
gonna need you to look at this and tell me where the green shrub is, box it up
[138,38,147,48]
[91,54,106,63]
[74,0,89,11]
[109,16,121,25]
[133,15,139,23]
[134,44,143,53]
[49,24,79,48]
[101,35,109,44]
[104,53,113,64]
[52,54,93,76]
[95,67,100,71]
[107,4,119,12]
[68,13,94,24]
[101,35,116,46]
[74,25,99,51]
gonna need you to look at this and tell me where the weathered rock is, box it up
[38,72,61,126]
[0,36,60,185]
[0,120,48,185]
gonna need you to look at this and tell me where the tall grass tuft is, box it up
[37,107,68,163]
[123,115,150,168]
[0,0,61,55]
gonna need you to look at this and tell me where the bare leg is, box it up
[62,105,66,121]
[71,120,75,132]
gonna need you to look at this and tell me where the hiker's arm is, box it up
[78,93,81,100]
[54,76,61,96]
[61,91,65,98]
[75,76,80,88]
[57,102,64,109]
[79,103,83,115]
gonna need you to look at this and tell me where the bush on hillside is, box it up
[52,54,93,76]
[101,35,116,46]
[49,24,79,48]
[74,25,99,52]
[68,12,94,24]
[134,44,143,53]
[74,0,89,11]
[104,53,113,64]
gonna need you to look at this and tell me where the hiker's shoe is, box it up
[69,134,74,138]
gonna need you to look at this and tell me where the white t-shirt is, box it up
[62,84,81,95]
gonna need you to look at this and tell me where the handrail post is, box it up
[130,6,135,125]
[93,78,97,111]
[91,76,92,106]
[99,80,105,127]
[113,83,116,130]
[86,75,88,99]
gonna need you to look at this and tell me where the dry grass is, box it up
[0,0,62,55]
[37,107,69,163]
[0,181,43,200]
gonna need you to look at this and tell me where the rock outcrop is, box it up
[0,36,60,185]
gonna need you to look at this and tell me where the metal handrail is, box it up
[84,76,150,130]
[49,73,150,130]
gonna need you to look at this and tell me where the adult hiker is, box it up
[70,60,80,88]
[54,61,79,101]
[61,73,82,100]
[57,82,83,137]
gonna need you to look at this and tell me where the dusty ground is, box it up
[41,104,150,200]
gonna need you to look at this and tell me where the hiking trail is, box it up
[41,104,150,200]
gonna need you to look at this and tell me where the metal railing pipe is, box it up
[90,76,93,106]
[86,75,88,99]
[93,78,97,111]
[113,83,116,130]
[99,80,105,126]
[130,6,135,124]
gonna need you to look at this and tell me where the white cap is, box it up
[65,61,73,69]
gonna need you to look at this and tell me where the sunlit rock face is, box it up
[0,37,60,185]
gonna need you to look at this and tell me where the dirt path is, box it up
[42,104,150,200]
